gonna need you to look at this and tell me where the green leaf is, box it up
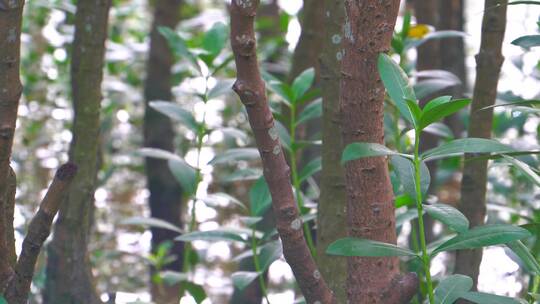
[507,241,540,275]
[423,95,453,112]
[259,240,282,271]
[231,272,259,290]
[209,148,260,165]
[432,224,532,255]
[137,148,182,162]
[297,98,322,126]
[298,157,322,183]
[424,204,469,233]
[0,296,6,304]
[342,142,410,164]
[175,229,249,243]
[414,72,461,100]
[184,281,207,304]
[208,79,235,100]
[274,120,292,152]
[512,35,540,48]
[460,291,526,304]
[434,274,473,304]
[391,155,430,200]
[423,122,455,139]
[292,68,315,101]
[395,194,415,208]
[405,98,422,128]
[159,271,189,285]
[168,159,198,196]
[509,1,540,5]
[149,101,199,132]
[396,208,422,228]
[406,30,467,50]
[502,155,540,187]
[202,22,228,56]
[250,177,272,216]
[223,168,262,182]
[122,217,183,234]
[421,138,515,161]
[201,193,247,211]
[158,27,200,73]
[219,127,249,144]
[266,79,294,106]
[419,99,471,130]
[378,53,416,124]
[326,237,418,257]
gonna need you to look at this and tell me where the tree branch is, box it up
[4,163,78,304]
[230,1,335,303]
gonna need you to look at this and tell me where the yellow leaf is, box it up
[408,24,431,39]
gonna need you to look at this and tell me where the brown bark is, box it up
[0,0,25,291]
[317,0,347,302]
[45,1,111,303]
[230,1,335,303]
[143,1,184,302]
[340,1,417,303]
[455,0,507,292]
[5,164,78,304]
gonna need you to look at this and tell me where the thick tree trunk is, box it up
[340,1,418,303]
[143,1,184,303]
[230,1,335,302]
[317,0,347,302]
[455,0,507,292]
[45,1,111,303]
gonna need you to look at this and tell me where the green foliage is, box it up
[434,275,473,304]
[327,238,418,257]
[249,177,272,216]
[424,204,469,233]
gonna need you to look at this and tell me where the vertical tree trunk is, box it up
[0,0,25,289]
[230,1,335,302]
[143,1,184,303]
[45,1,111,303]
[455,0,507,292]
[317,0,347,303]
[340,1,417,303]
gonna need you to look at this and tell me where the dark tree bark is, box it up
[143,1,184,302]
[230,1,335,302]
[340,1,418,303]
[455,0,508,292]
[317,0,347,302]
[45,1,111,303]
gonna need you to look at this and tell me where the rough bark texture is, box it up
[143,1,184,302]
[317,0,347,302]
[4,164,78,304]
[455,0,507,292]
[439,0,467,136]
[230,1,335,302]
[340,1,418,303]
[45,1,111,303]
[0,0,24,291]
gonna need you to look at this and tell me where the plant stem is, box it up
[252,230,271,304]
[414,130,435,304]
[288,104,317,257]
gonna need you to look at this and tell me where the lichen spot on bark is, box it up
[272,145,280,155]
[344,21,354,43]
[336,50,344,61]
[290,218,302,230]
[7,28,16,43]
[332,34,342,45]
[313,269,321,280]
[235,0,252,9]
[268,125,278,141]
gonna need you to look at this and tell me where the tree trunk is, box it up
[230,1,335,302]
[455,0,507,292]
[143,1,184,303]
[317,0,347,302]
[340,1,418,303]
[45,1,111,303]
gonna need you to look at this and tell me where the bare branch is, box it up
[230,1,335,302]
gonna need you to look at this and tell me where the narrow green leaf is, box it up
[298,157,322,183]
[405,30,467,50]
[137,148,182,162]
[208,79,235,100]
[232,272,259,290]
[175,229,248,243]
[424,204,469,233]
[259,240,283,271]
[419,99,471,130]
[512,35,540,48]
[168,159,197,195]
[201,193,247,211]
[223,168,262,183]
[391,156,430,201]
[423,122,455,139]
[460,291,526,304]
[422,138,515,161]
[423,95,453,112]
[149,101,199,131]
[0,296,6,304]
[184,282,207,304]
[502,155,540,187]
[395,194,415,208]
[508,1,540,4]
[274,120,292,152]
[405,98,422,128]
[378,53,416,124]
[434,274,473,304]
[158,27,200,73]
[342,142,410,164]
[297,98,322,126]
[480,100,540,111]
[202,22,228,56]
[433,225,532,255]
[219,127,249,144]
[396,208,422,228]
[326,237,418,257]
[507,241,540,275]
[122,217,183,234]
[266,80,293,106]
[292,68,315,101]
[209,148,260,165]
[250,177,272,216]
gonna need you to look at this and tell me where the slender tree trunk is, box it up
[413,0,440,244]
[439,0,468,136]
[340,1,418,303]
[143,1,184,303]
[45,1,111,303]
[455,0,507,292]
[230,1,335,302]
[317,0,347,302]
